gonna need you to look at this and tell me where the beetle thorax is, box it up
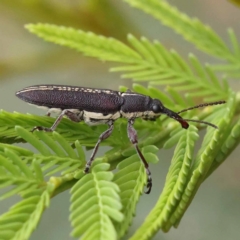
[120,93,163,120]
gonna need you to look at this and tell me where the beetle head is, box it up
[151,99,226,129]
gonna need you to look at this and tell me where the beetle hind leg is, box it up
[31,109,83,132]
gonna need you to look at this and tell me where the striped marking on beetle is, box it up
[16,85,116,95]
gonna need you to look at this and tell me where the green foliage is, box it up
[130,125,199,239]
[1,1,239,240]
[0,149,52,240]
[124,0,240,77]
[114,146,159,238]
[26,24,229,102]
[70,160,123,240]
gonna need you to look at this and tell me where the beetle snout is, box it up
[162,107,189,129]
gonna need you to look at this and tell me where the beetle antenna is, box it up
[177,100,226,114]
[180,118,218,129]
[163,100,226,129]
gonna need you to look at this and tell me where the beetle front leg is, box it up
[84,120,114,173]
[31,109,82,132]
[127,118,152,194]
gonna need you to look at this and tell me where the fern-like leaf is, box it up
[14,126,85,176]
[0,150,44,200]
[0,110,97,144]
[129,126,198,240]
[114,36,228,101]
[212,29,240,77]
[0,149,52,240]
[70,160,123,240]
[163,92,237,230]
[26,23,141,63]
[207,117,240,176]
[25,24,228,102]
[114,145,159,238]
[124,0,240,67]
[0,190,51,240]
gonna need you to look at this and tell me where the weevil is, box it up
[16,85,226,193]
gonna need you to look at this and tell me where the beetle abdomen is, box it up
[16,85,123,113]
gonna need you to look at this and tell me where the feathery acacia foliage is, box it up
[1,1,239,240]
[124,0,240,77]
[70,160,123,240]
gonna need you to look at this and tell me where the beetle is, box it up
[16,85,226,193]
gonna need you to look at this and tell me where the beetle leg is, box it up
[84,120,114,173]
[127,118,152,194]
[31,109,82,132]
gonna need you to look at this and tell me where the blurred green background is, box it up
[0,1,239,240]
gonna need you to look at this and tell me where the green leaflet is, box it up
[114,145,159,238]
[26,23,141,63]
[25,24,228,102]
[129,125,198,240]
[163,92,237,230]
[0,110,94,144]
[70,160,123,240]
[0,111,131,151]
[0,150,45,200]
[124,0,238,63]
[124,0,240,77]
[0,150,51,240]
[0,191,51,240]
[117,36,228,101]
[207,117,240,176]
[14,127,85,176]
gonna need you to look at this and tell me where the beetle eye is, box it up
[152,104,160,113]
